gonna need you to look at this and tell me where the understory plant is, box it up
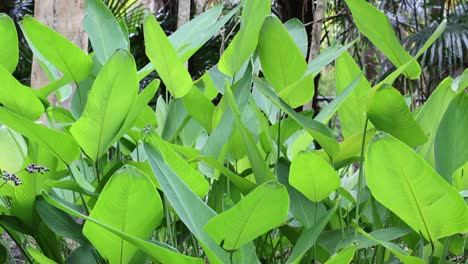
[0,0,467,263]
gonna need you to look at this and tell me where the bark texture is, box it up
[177,0,191,28]
[31,0,87,108]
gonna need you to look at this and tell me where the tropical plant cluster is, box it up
[0,0,466,263]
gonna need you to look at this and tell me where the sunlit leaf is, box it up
[83,166,163,263]
[365,132,468,241]
[204,181,289,250]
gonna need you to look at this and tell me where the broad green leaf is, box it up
[284,19,308,58]
[21,16,92,96]
[367,85,427,147]
[70,50,138,161]
[452,68,468,92]
[182,86,215,133]
[0,14,18,72]
[204,181,289,250]
[144,133,259,264]
[344,0,420,79]
[35,197,89,244]
[304,40,358,77]
[42,192,204,264]
[378,20,446,86]
[218,0,270,76]
[254,77,339,157]
[83,166,163,264]
[354,225,424,264]
[365,132,468,241]
[258,15,314,108]
[453,162,468,191]
[335,52,372,138]
[324,245,357,264]
[146,132,209,197]
[11,142,59,229]
[144,12,192,98]
[109,79,159,145]
[286,202,339,264]
[169,4,224,61]
[83,0,129,65]
[137,4,239,80]
[277,159,326,229]
[315,71,364,124]
[434,93,468,183]
[0,107,79,164]
[0,65,44,120]
[290,152,340,202]
[224,84,275,184]
[416,77,456,166]
[0,126,27,173]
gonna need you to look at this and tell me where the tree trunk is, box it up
[31,0,87,109]
[306,0,326,112]
[177,0,191,28]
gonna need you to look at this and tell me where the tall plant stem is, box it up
[276,111,283,162]
[67,165,89,215]
[355,117,369,234]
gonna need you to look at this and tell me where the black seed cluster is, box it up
[2,171,22,186]
[25,164,50,174]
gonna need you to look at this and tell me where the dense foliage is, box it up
[0,0,467,263]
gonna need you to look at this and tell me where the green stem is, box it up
[355,117,369,234]
[277,111,283,162]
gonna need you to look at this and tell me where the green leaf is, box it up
[169,4,224,61]
[344,0,420,79]
[145,132,210,198]
[21,16,92,96]
[70,49,138,161]
[137,4,239,80]
[0,126,27,173]
[315,71,364,124]
[290,152,340,202]
[83,0,129,65]
[182,86,215,133]
[254,77,339,157]
[224,84,275,184]
[286,202,339,264]
[434,93,468,183]
[204,181,289,250]
[258,15,314,108]
[367,85,427,147]
[0,107,79,164]
[354,225,424,264]
[218,0,270,76]
[27,246,57,264]
[83,166,163,263]
[276,159,325,229]
[144,133,258,264]
[379,19,446,86]
[144,12,192,98]
[284,19,308,58]
[194,156,256,194]
[0,65,44,120]
[0,13,18,72]
[109,79,158,145]
[416,77,456,166]
[335,52,372,138]
[42,191,204,264]
[324,245,357,264]
[35,197,89,244]
[365,132,468,241]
